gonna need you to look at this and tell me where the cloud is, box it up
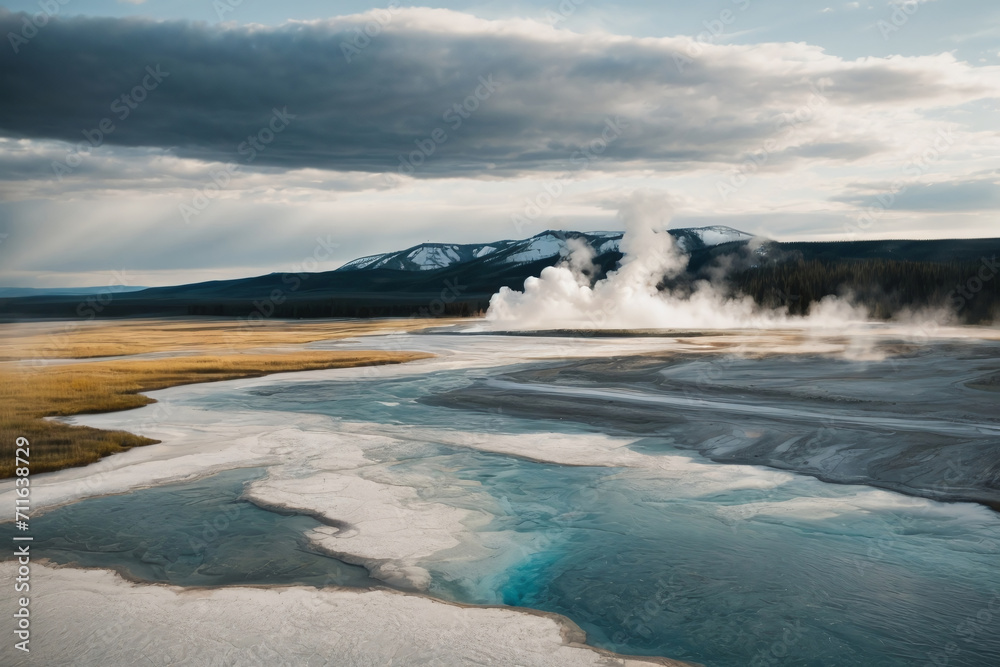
[2,7,999,288]
[0,137,393,201]
[1,8,997,181]
[833,176,1000,212]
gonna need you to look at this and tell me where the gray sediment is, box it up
[423,340,1000,510]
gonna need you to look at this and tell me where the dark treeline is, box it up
[4,242,998,325]
[727,258,1000,324]
[186,299,489,319]
[0,296,491,320]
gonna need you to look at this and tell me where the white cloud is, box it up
[1,9,999,286]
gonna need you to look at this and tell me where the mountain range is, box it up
[336,226,753,273]
[2,226,998,323]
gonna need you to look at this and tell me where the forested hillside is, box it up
[728,258,999,324]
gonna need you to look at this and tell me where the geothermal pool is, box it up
[3,330,1000,666]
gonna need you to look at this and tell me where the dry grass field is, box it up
[0,317,450,360]
[0,318,442,477]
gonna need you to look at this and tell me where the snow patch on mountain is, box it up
[692,226,755,246]
[504,234,566,264]
[336,226,752,273]
[473,245,497,258]
[339,254,386,270]
[596,238,622,254]
[408,245,462,270]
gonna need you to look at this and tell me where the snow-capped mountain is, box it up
[337,227,752,272]
[9,232,999,324]
[687,226,754,247]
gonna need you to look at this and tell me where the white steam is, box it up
[486,192,867,331]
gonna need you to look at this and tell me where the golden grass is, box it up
[0,349,432,478]
[0,317,458,361]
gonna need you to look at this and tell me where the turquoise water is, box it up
[1,468,376,589]
[487,471,1000,666]
[6,359,1000,666]
[422,448,1000,666]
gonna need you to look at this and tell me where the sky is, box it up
[0,0,998,288]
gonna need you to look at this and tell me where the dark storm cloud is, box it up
[0,9,995,177]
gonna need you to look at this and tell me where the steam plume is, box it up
[486,191,867,330]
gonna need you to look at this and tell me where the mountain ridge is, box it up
[1,228,998,323]
[335,226,754,274]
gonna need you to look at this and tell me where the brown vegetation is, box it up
[0,318,439,476]
[0,317,454,361]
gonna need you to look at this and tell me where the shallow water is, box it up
[1,468,376,589]
[7,333,1000,666]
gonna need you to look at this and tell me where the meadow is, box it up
[0,318,438,476]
